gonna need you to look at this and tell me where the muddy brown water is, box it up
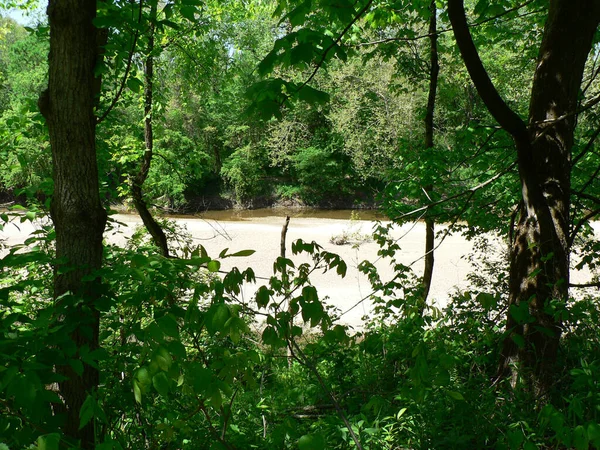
[122,207,389,222]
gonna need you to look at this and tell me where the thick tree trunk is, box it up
[131,1,170,258]
[421,0,439,305]
[448,0,600,396]
[42,0,106,446]
[500,1,600,396]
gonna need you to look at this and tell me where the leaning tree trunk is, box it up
[41,0,107,446]
[131,0,170,257]
[448,0,600,397]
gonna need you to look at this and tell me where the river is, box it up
[2,208,596,329]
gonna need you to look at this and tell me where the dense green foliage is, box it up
[1,0,600,448]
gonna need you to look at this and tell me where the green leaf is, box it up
[588,422,600,443]
[574,425,589,450]
[228,249,255,257]
[255,285,272,308]
[477,292,496,310]
[179,5,197,21]
[509,302,531,324]
[126,77,143,93]
[511,333,526,349]
[135,367,151,386]
[69,359,84,376]
[207,260,221,272]
[191,366,212,395]
[297,85,330,105]
[446,390,464,401]
[157,315,179,338]
[37,433,61,450]
[79,395,94,430]
[152,372,170,397]
[301,300,323,327]
[210,389,223,409]
[298,433,325,450]
[154,347,173,372]
[133,380,142,404]
[212,304,230,333]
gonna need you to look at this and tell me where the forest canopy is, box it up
[1,0,600,449]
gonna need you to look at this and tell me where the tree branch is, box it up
[355,1,540,47]
[572,123,600,166]
[447,0,527,140]
[294,0,374,94]
[390,161,517,221]
[97,0,144,124]
[569,207,600,246]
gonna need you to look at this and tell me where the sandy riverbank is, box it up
[2,212,597,329]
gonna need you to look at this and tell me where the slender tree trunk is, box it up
[448,0,600,397]
[421,0,439,305]
[41,0,106,446]
[131,1,170,257]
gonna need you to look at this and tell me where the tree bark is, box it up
[448,0,600,396]
[42,0,107,446]
[421,0,439,305]
[131,0,170,258]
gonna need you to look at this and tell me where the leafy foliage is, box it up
[2,0,600,448]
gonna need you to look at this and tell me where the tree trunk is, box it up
[42,0,106,446]
[501,1,600,396]
[131,0,170,258]
[421,0,439,306]
[448,0,600,397]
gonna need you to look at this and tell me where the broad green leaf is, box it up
[477,292,496,310]
[179,5,197,21]
[298,433,325,450]
[509,302,531,324]
[69,359,84,376]
[135,367,151,386]
[126,77,143,93]
[446,390,464,401]
[37,433,61,450]
[588,423,600,442]
[157,315,179,338]
[255,285,272,308]
[212,304,230,333]
[152,372,170,397]
[79,395,94,430]
[207,260,221,272]
[574,425,589,450]
[297,85,330,105]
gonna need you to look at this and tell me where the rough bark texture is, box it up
[131,1,170,258]
[42,0,106,446]
[448,0,600,396]
[422,0,439,304]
